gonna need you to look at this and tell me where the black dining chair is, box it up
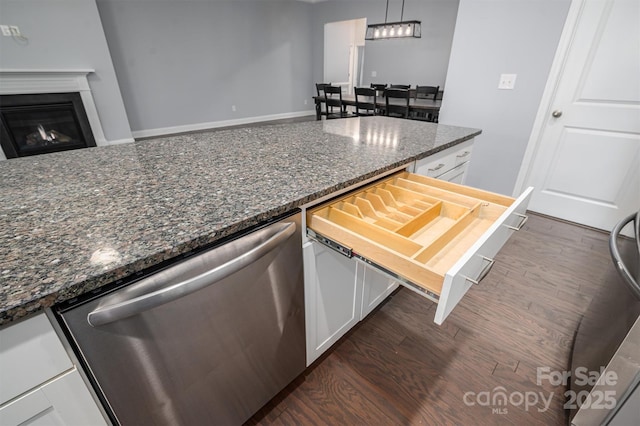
[323,85,350,119]
[384,88,410,119]
[390,84,411,90]
[413,85,440,121]
[354,87,377,116]
[315,83,332,119]
[415,85,439,100]
[370,83,387,96]
[315,83,332,96]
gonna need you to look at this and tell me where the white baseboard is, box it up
[131,110,317,139]
[99,137,135,146]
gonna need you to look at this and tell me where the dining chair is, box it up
[354,87,377,116]
[315,83,332,119]
[384,88,410,119]
[413,85,440,121]
[370,83,387,94]
[323,85,349,119]
[390,84,411,90]
[415,85,439,100]
[315,83,332,96]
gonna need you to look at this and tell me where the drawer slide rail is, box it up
[307,229,440,303]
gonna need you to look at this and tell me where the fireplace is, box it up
[0,69,109,160]
[0,93,96,158]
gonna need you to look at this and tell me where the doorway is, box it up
[324,18,367,95]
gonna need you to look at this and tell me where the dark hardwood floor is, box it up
[247,213,612,425]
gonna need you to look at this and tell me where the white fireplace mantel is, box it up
[0,69,107,145]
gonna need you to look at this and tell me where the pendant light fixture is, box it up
[365,0,421,40]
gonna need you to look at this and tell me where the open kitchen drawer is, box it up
[307,171,533,324]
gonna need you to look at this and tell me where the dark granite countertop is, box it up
[0,117,480,325]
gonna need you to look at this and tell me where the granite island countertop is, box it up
[0,117,480,325]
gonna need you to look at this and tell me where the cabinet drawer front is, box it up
[434,187,533,324]
[414,140,473,178]
[307,171,532,324]
[0,313,72,405]
[453,146,473,166]
[436,162,469,184]
[419,156,456,178]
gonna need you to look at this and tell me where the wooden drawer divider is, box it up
[306,171,513,296]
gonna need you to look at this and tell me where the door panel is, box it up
[580,0,640,103]
[543,128,639,204]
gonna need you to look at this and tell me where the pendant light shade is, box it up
[365,20,421,40]
[365,0,421,40]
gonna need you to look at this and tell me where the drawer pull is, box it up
[428,163,446,171]
[504,213,528,231]
[464,256,495,285]
[456,151,470,158]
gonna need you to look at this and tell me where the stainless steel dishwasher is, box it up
[56,211,305,425]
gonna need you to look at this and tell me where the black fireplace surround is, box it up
[0,93,96,158]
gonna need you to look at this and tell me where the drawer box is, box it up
[307,171,532,324]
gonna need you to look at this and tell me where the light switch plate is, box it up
[371,71,377,78]
[498,73,517,90]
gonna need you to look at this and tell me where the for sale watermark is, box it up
[462,366,618,414]
[538,366,618,410]
[463,387,553,414]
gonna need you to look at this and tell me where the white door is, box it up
[517,0,640,233]
[324,20,353,91]
[324,18,367,95]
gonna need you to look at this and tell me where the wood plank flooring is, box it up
[247,213,612,425]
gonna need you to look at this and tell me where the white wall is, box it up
[439,0,571,195]
[0,0,133,144]
[312,0,459,90]
[96,0,315,136]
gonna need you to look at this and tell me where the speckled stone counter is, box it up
[0,117,480,324]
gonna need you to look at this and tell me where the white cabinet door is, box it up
[303,241,362,366]
[360,264,398,320]
[0,369,107,426]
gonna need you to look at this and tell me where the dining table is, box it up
[313,94,441,121]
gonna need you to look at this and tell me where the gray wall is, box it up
[96,0,314,134]
[0,0,133,143]
[311,0,459,89]
[439,0,571,195]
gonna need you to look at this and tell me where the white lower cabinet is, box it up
[360,265,399,320]
[303,142,533,363]
[303,241,362,366]
[0,313,107,426]
[0,369,106,426]
[414,140,473,183]
[436,161,469,184]
[303,241,400,365]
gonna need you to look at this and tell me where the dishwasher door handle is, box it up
[87,221,297,327]
[610,211,640,301]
